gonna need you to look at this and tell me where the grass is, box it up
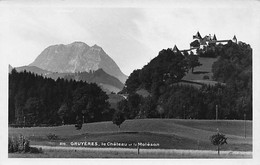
[8,148,252,158]
[183,57,218,81]
[9,119,252,154]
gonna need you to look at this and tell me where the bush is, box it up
[75,123,82,130]
[46,133,59,140]
[8,134,30,153]
[29,147,43,153]
[203,75,210,80]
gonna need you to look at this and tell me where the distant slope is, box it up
[64,69,124,93]
[14,66,124,93]
[15,65,53,75]
[29,42,128,83]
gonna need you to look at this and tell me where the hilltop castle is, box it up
[172,31,238,54]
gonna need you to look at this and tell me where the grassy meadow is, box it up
[182,57,218,81]
[8,119,252,158]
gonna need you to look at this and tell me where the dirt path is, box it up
[31,145,252,157]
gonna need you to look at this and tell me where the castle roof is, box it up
[173,45,179,52]
[232,35,237,43]
[213,34,217,41]
[193,31,202,39]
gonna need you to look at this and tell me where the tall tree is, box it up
[112,110,125,129]
[23,97,44,125]
[186,54,202,73]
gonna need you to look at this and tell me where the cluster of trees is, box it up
[212,41,252,119]
[122,49,190,96]
[196,43,224,58]
[9,70,113,126]
[118,41,252,120]
[117,83,251,120]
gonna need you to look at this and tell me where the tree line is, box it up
[9,70,113,126]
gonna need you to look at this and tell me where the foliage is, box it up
[75,115,83,130]
[23,97,44,125]
[212,41,252,119]
[112,110,125,128]
[124,48,189,94]
[118,41,252,121]
[203,75,210,80]
[185,54,202,73]
[139,96,158,118]
[58,103,69,125]
[118,81,251,120]
[210,132,228,155]
[46,133,59,140]
[9,70,111,126]
[8,135,30,153]
[212,41,252,83]
[123,69,141,94]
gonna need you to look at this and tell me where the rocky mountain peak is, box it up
[29,42,128,83]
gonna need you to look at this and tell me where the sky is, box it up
[0,0,260,76]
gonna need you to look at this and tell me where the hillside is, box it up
[14,65,53,76]
[63,69,124,93]
[13,66,123,93]
[182,57,218,81]
[179,57,223,87]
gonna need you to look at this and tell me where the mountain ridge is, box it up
[29,42,128,83]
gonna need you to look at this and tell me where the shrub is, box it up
[30,147,43,153]
[75,123,82,130]
[203,75,210,80]
[46,133,59,140]
[8,134,30,153]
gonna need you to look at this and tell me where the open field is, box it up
[9,119,252,158]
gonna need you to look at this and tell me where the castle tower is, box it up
[232,35,237,44]
[213,34,217,41]
[193,31,202,40]
[173,45,179,53]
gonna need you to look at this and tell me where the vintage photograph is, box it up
[1,0,258,162]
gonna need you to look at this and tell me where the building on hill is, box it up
[192,32,237,48]
[193,31,202,40]
[177,32,238,56]
[232,35,237,44]
[173,45,179,53]
[213,34,217,41]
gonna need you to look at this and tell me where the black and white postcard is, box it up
[1,0,259,164]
